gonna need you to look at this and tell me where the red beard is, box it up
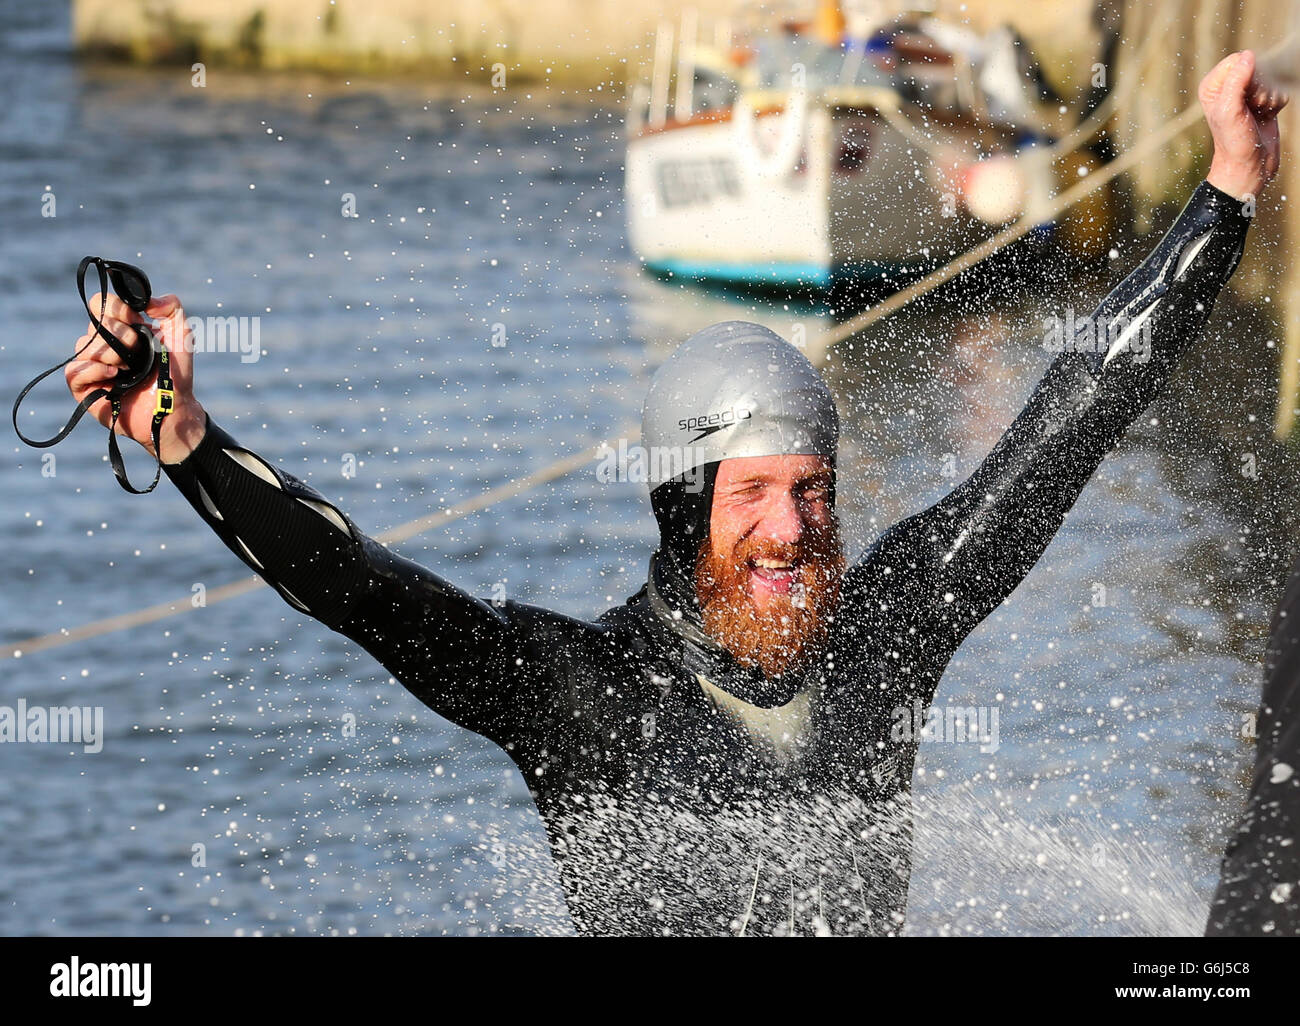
[693,522,845,679]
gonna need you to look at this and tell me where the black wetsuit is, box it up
[1207,548,1300,935]
[164,180,1250,935]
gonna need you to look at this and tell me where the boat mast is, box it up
[650,20,674,128]
[675,7,699,121]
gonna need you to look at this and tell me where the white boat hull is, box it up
[626,98,1051,288]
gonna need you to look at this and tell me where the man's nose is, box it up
[760,492,805,545]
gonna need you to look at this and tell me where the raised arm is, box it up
[62,294,584,750]
[849,50,1284,652]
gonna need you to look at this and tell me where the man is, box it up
[1207,544,1300,936]
[64,52,1284,935]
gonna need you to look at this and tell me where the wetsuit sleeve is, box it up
[851,179,1251,653]
[1206,550,1300,936]
[162,415,559,744]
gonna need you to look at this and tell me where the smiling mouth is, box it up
[747,557,799,589]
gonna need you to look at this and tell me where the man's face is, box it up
[694,453,845,679]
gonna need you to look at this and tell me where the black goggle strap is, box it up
[11,256,171,493]
[107,344,173,494]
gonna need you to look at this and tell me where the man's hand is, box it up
[63,291,207,464]
[1201,49,1289,202]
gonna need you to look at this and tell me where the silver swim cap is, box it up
[641,320,839,490]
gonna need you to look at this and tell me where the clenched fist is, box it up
[1201,49,1289,202]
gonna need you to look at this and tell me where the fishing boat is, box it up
[624,0,1080,290]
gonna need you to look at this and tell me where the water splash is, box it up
[907,783,1205,936]
[475,782,1206,936]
